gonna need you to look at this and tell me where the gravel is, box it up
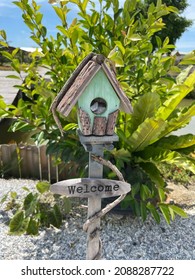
[0,179,195,260]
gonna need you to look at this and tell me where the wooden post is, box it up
[87,144,103,260]
[50,133,132,260]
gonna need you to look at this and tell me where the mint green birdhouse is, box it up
[55,53,133,136]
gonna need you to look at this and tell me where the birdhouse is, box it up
[52,53,133,136]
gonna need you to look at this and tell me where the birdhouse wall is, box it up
[77,69,120,136]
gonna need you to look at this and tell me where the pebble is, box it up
[0,179,195,260]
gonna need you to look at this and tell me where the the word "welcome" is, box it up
[68,184,119,195]
[51,178,131,198]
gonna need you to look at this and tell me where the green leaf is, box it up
[23,193,38,217]
[117,128,130,145]
[158,188,166,202]
[64,123,78,131]
[140,184,152,201]
[169,206,175,220]
[130,92,161,132]
[176,66,193,84]
[159,204,170,224]
[114,8,123,21]
[1,51,12,60]
[128,34,142,41]
[130,183,140,199]
[36,181,50,194]
[60,196,71,214]
[23,17,36,31]
[136,147,195,174]
[134,200,140,217]
[57,26,69,37]
[13,1,24,10]
[12,47,19,57]
[140,201,147,221]
[53,6,66,25]
[0,29,7,40]
[11,122,33,132]
[6,75,21,80]
[0,98,7,110]
[35,12,43,25]
[26,218,39,235]
[154,134,195,151]
[22,187,31,192]
[49,204,62,228]
[179,52,195,65]
[9,211,29,235]
[156,84,194,121]
[168,205,188,218]
[30,35,41,44]
[121,193,134,208]
[11,59,20,73]
[41,26,47,37]
[168,6,178,13]
[108,48,124,67]
[0,41,8,47]
[111,148,131,162]
[91,11,99,25]
[114,41,125,55]
[70,28,78,45]
[124,0,137,13]
[81,0,89,11]
[160,104,195,137]
[10,192,17,200]
[147,202,160,223]
[184,69,195,88]
[128,117,167,152]
[140,162,165,188]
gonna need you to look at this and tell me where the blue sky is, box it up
[0,0,195,53]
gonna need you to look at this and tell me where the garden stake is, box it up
[50,53,132,259]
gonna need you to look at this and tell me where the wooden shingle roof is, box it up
[52,53,133,115]
[51,53,133,134]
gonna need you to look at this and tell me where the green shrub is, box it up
[0,181,71,235]
[0,0,194,224]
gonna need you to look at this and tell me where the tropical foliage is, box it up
[139,0,193,48]
[0,181,71,235]
[0,0,195,225]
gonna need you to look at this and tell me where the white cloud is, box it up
[21,47,42,52]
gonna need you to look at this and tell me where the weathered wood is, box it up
[53,54,133,119]
[0,144,70,182]
[57,62,101,117]
[78,131,119,145]
[87,144,103,260]
[51,178,130,198]
[92,116,107,135]
[106,110,119,135]
[78,108,92,135]
[83,154,130,233]
[19,145,40,179]
[1,144,20,178]
[101,63,133,114]
[39,145,49,181]
[51,53,96,108]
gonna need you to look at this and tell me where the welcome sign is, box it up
[51,178,130,198]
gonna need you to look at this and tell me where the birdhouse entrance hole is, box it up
[90,98,107,115]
